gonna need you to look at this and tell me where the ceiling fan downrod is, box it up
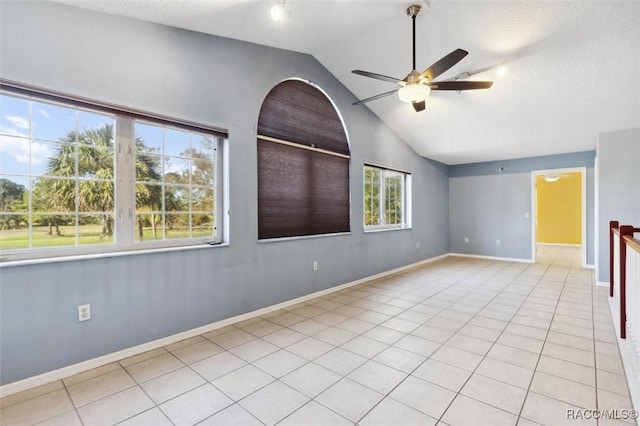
[407,4,422,72]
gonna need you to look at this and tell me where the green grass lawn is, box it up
[0,224,213,249]
[0,224,113,249]
[135,226,213,241]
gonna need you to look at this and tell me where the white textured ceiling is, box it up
[50,0,640,165]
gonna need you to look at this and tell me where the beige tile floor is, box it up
[1,246,635,425]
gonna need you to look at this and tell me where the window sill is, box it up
[0,242,229,268]
[258,232,351,244]
[364,226,412,233]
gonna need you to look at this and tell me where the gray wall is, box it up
[448,151,596,263]
[0,2,449,385]
[596,127,640,282]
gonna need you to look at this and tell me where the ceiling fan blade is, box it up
[353,89,398,105]
[416,49,469,82]
[352,70,401,84]
[429,81,493,90]
[412,100,426,112]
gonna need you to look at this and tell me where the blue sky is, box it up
[1,94,114,186]
[1,93,215,190]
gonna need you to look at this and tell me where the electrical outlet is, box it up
[313,261,318,271]
[78,304,91,322]
[496,239,501,246]
[464,237,469,243]
[415,242,420,249]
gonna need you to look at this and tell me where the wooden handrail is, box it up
[611,220,619,297]
[624,235,640,254]
[610,227,640,236]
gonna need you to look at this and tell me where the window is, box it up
[257,79,350,239]
[0,84,226,261]
[364,165,411,230]
[0,95,118,253]
[133,122,219,242]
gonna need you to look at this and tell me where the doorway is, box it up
[531,167,587,267]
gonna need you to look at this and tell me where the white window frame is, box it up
[363,164,412,231]
[122,118,225,249]
[0,88,227,263]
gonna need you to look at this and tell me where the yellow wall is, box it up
[536,172,582,244]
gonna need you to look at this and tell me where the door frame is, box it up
[531,166,587,267]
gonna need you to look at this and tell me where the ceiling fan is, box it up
[352,4,493,112]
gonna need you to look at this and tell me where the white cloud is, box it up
[164,158,190,175]
[0,136,30,164]
[0,136,51,166]
[31,142,51,164]
[5,115,29,130]
[0,125,24,136]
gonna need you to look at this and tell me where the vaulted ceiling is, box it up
[51,0,640,165]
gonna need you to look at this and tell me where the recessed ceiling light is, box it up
[271,1,286,21]
[496,65,508,77]
[544,174,560,182]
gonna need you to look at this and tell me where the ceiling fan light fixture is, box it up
[398,83,430,103]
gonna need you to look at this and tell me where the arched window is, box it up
[257,79,350,239]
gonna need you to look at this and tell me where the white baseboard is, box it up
[536,242,582,247]
[0,253,449,398]
[597,281,610,287]
[449,253,534,264]
[584,264,595,269]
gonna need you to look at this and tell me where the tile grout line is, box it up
[60,377,85,426]
[285,259,500,423]
[351,260,538,424]
[263,265,451,426]
[432,260,554,425]
[350,262,497,423]
[257,252,614,424]
[115,357,176,426]
[311,261,493,424]
[515,248,584,424]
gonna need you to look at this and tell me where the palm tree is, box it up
[134,137,164,240]
[39,124,162,239]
